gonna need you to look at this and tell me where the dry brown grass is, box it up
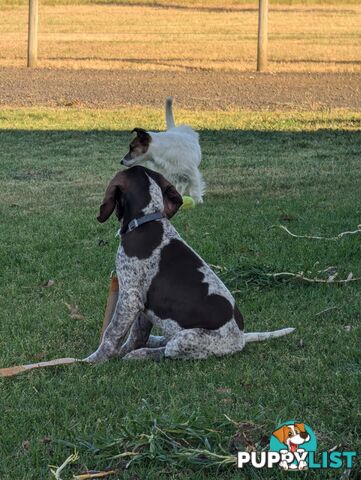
[1,3,360,72]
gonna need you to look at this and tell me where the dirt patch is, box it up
[0,68,360,111]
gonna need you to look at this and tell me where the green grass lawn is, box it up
[0,108,360,479]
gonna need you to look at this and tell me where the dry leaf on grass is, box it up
[228,420,264,453]
[40,279,55,288]
[279,213,297,222]
[23,440,30,450]
[33,352,48,361]
[98,239,109,247]
[40,437,52,444]
[216,387,232,394]
[71,314,86,321]
[65,303,86,321]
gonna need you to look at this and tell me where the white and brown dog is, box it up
[121,98,205,203]
[85,166,294,363]
[272,423,310,470]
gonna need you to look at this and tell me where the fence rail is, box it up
[26,1,269,71]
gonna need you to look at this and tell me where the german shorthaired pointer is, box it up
[85,166,294,362]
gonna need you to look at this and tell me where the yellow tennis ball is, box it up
[181,196,196,210]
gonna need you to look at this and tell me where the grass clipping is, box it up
[60,409,265,475]
[216,263,360,291]
[216,223,361,291]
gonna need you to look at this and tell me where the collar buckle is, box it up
[121,211,164,236]
[127,218,139,232]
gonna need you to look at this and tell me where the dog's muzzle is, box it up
[120,156,133,167]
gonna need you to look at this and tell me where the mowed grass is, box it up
[1,2,360,72]
[0,107,361,479]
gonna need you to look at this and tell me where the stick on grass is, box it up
[0,358,81,378]
[275,224,361,240]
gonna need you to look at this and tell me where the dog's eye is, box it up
[288,431,293,437]
[295,428,300,434]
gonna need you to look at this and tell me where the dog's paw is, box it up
[83,351,107,364]
[279,461,289,470]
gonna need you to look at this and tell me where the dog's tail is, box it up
[245,328,295,343]
[165,97,176,129]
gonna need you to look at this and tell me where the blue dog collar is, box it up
[116,211,164,236]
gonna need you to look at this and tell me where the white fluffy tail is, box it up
[165,97,176,129]
[245,328,295,343]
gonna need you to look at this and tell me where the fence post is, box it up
[27,0,38,67]
[257,0,268,71]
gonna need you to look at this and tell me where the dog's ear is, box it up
[132,128,151,146]
[145,169,183,219]
[97,171,125,223]
[163,183,183,219]
[295,423,306,433]
[272,426,288,445]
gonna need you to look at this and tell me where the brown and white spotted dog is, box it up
[85,166,294,363]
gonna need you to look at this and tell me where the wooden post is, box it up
[27,0,38,67]
[257,0,268,72]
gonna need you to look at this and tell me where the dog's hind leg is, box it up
[188,169,205,204]
[165,320,244,360]
[119,317,168,358]
[123,347,166,361]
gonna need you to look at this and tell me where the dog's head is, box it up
[121,128,152,167]
[272,423,310,453]
[97,166,182,231]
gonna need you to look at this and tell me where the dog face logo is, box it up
[272,423,310,453]
[238,421,355,471]
[269,421,316,471]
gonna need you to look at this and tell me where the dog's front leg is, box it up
[114,313,153,358]
[84,289,143,363]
